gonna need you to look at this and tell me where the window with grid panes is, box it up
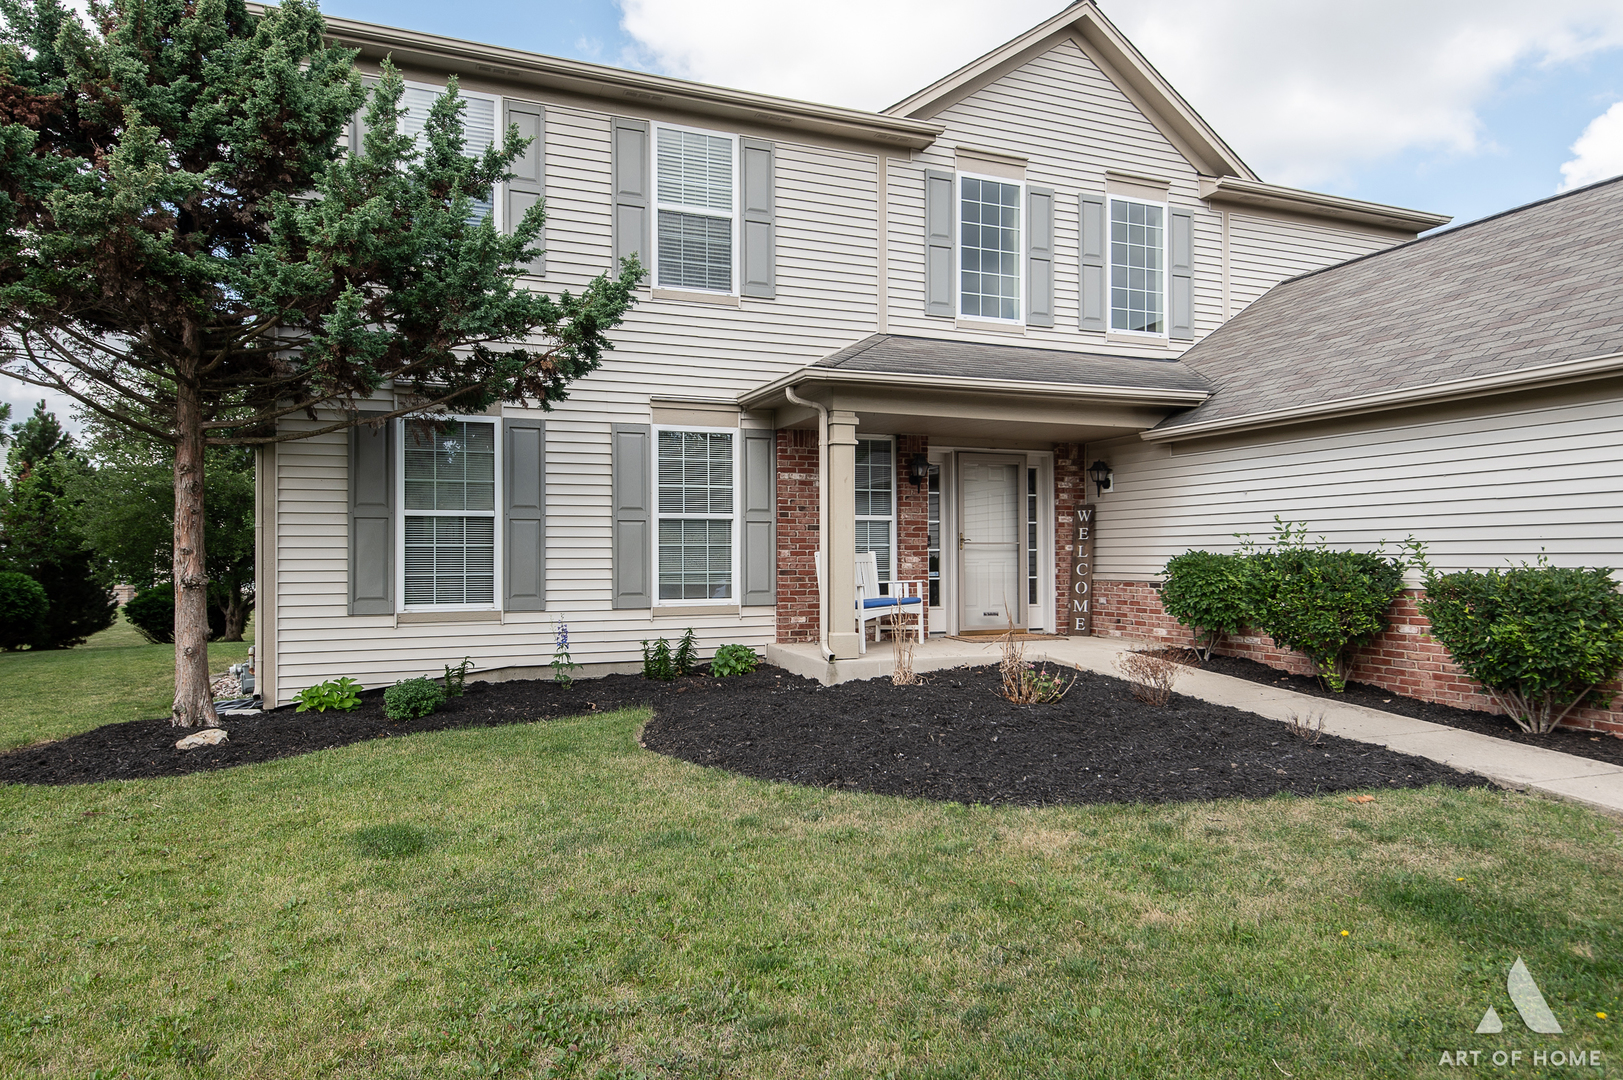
[1109,197,1165,334]
[927,464,941,607]
[656,430,735,601]
[854,438,895,586]
[655,126,735,292]
[402,419,497,607]
[398,83,498,226]
[960,176,1022,320]
[1027,466,1039,608]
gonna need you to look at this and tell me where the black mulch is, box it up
[1185,652,1623,770]
[2,666,1487,805]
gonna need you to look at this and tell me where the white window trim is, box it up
[396,414,504,613]
[855,435,898,587]
[400,77,504,232]
[956,171,1026,325]
[1106,193,1170,340]
[650,121,740,297]
[651,423,741,607]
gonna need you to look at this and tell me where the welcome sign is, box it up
[1071,504,1095,635]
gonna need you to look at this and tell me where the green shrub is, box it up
[122,584,224,645]
[1419,560,1623,733]
[0,571,49,651]
[442,657,473,698]
[1159,551,1254,660]
[383,677,445,721]
[675,627,698,676]
[710,643,760,677]
[1251,545,1405,692]
[642,637,676,680]
[293,676,364,713]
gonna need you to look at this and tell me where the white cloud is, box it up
[0,375,84,440]
[616,0,1623,188]
[1559,100,1623,190]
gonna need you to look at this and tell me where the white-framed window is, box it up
[1109,195,1166,336]
[398,78,501,227]
[399,416,501,610]
[855,436,896,586]
[958,173,1023,321]
[653,123,737,294]
[655,427,738,602]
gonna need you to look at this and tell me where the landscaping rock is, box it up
[175,728,228,750]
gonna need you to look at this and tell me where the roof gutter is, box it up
[739,366,1210,411]
[1198,176,1451,235]
[317,14,942,150]
[1142,350,1623,444]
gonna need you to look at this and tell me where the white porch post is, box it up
[826,409,862,658]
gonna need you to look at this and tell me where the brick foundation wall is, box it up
[1094,579,1623,734]
[775,429,820,643]
[1054,444,1086,635]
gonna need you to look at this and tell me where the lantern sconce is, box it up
[909,453,930,488]
[1088,459,1114,497]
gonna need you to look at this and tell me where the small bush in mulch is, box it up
[1,665,1485,805]
[1188,651,1623,769]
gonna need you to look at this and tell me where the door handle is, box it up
[958,533,965,550]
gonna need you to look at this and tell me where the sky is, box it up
[6,0,1623,432]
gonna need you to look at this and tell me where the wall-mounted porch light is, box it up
[909,453,930,488]
[1088,459,1114,497]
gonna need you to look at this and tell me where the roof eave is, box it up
[1143,350,1623,443]
[740,365,1211,411]
[1199,176,1451,235]
[318,14,943,150]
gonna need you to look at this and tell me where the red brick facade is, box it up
[1054,444,1087,635]
[1094,579,1623,734]
[895,436,931,632]
[775,429,820,643]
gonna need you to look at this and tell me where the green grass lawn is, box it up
[0,614,252,751]
[1,678,1619,1078]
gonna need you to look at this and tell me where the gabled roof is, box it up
[1146,175,1623,441]
[885,1,1257,181]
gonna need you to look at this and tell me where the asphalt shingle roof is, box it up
[1156,175,1623,432]
[813,334,1210,394]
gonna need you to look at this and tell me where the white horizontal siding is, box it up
[1092,389,1623,580]
[1227,211,1397,315]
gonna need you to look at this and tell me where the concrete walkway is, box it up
[765,636,1623,817]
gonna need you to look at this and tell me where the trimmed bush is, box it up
[710,643,760,677]
[383,677,445,721]
[123,584,225,645]
[1419,562,1623,733]
[1251,546,1405,692]
[1159,551,1254,661]
[0,571,49,651]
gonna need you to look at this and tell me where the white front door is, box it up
[958,453,1023,631]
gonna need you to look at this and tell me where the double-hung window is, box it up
[401,418,499,608]
[656,429,736,601]
[959,174,1022,321]
[398,80,499,226]
[854,437,895,586]
[654,125,737,293]
[1109,196,1166,335]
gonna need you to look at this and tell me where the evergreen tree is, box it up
[0,0,641,722]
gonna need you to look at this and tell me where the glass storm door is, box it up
[957,454,1023,631]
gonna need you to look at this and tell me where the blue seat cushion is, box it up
[861,596,923,609]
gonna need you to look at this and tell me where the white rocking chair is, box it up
[816,550,926,654]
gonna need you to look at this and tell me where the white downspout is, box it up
[783,383,832,662]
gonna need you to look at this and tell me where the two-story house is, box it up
[253,2,1453,706]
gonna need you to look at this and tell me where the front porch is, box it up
[766,632,1134,685]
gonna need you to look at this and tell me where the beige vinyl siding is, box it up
[1091,386,1623,581]
[1227,211,1400,316]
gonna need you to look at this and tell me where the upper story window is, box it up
[398,80,500,226]
[656,428,736,601]
[960,175,1022,321]
[1109,196,1165,335]
[401,418,498,608]
[654,125,736,293]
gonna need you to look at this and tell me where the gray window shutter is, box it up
[1026,184,1055,327]
[503,98,545,277]
[349,418,393,615]
[611,118,650,271]
[739,138,776,299]
[1079,193,1106,332]
[740,429,775,606]
[924,169,954,317]
[347,74,380,155]
[1169,206,1194,340]
[503,418,546,611]
[611,424,652,609]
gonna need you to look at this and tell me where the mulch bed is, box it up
[1180,651,1623,770]
[2,666,1486,805]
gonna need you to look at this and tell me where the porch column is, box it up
[826,409,862,658]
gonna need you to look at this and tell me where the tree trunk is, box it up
[218,577,252,642]
[172,374,218,727]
